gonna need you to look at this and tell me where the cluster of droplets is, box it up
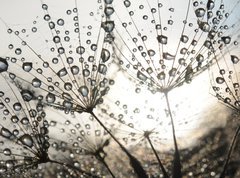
[0,78,51,177]
[4,2,115,114]
[111,0,238,93]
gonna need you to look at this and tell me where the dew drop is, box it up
[163,52,175,60]
[57,67,68,77]
[83,69,90,77]
[98,64,107,74]
[76,46,85,54]
[79,86,89,97]
[231,55,239,64]
[157,71,166,80]
[3,148,11,156]
[46,93,56,103]
[195,8,206,17]
[22,62,33,72]
[157,35,168,44]
[101,21,115,32]
[57,19,65,26]
[221,36,231,44]
[180,35,189,43]
[19,134,34,147]
[104,7,114,16]
[101,48,110,62]
[169,68,177,77]
[137,71,147,81]
[0,127,12,138]
[71,66,79,75]
[0,58,8,73]
[32,78,41,88]
[13,102,22,111]
[216,77,225,84]
[147,49,155,57]
[124,0,131,7]
[198,21,210,32]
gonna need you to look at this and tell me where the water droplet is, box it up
[104,7,114,16]
[230,55,239,64]
[64,82,72,91]
[169,68,177,77]
[57,19,64,26]
[71,66,79,75]
[32,78,41,88]
[124,0,131,7]
[137,71,147,81]
[19,134,34,147]
[57,67,68,77]
[15,48,22,55]
[0,127,12,138]
[101,48,110,62]
[198,21,210,32]
[76,46,85,54]
[46,93,56,105]
[104,0,113,4]
[147,49,155,57]
[207,0,215,10]
[21,90,34,101]
[101,21,115,32]
[53,36,61,43]
[11,115,19,123]
[163,52,175,60]
[216,77,225,84]
[83,69,90,77]
[21,117,29,125]
[180,35,189,43]
[195,8,206,17]
[79,86,89,97]
[98,64,107,74]
[13,102,22,111]
[3,148,11,156]
[157,35,168,44]
[221,36,231,44]
[22,62,33,72]
[0,58,8,73]
[157,71,166,80]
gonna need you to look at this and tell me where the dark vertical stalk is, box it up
[96,153,116,178]
[220,125,240,178]
[90,111,148,178]
[164,92,182,178]
[146,135,169,178]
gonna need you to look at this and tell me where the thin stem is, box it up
[164,92,182,178]
[90,111,148,178]
[97,153,116,178]
[146,135,169,178]
[220,125,240,178]
[48,159,97,177]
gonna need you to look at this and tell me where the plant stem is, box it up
[220,125,240,178]
[90,111,148,178]
[164,92,182,178]
[97,153,116,178]
[146,135,169,178]
[48,159,97,177]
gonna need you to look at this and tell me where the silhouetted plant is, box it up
[0,0,147,177]
[110,0,240,177]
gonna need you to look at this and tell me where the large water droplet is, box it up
[19,134,34,147]
[216,77,225,84]
[79,86,89,97]
[0,58,8,73]
[71,66,79,75]
[13,102,22,111]
[98,64,107,74]
[137,71,147,81]
[195,8,206,17]
[101,21,115,32]
[21,90,33,101]
[83,69,90,77]
[124,0,131,7]
[157,71,166,80]
[101,48,110,62]
[231,55,239,64]
[46,93,56,103]
[76,46,85,54]
[0,127,12,138]
[207,0,215,10]
[157,35,168,44]
[32,78,41,88]
[221,36,231,44]
[3,148,11,156]
[198,21,210,32]
[57,67,68,77]
[104,7,114,16]
[180,35,189,43]
[22,62,33,72]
